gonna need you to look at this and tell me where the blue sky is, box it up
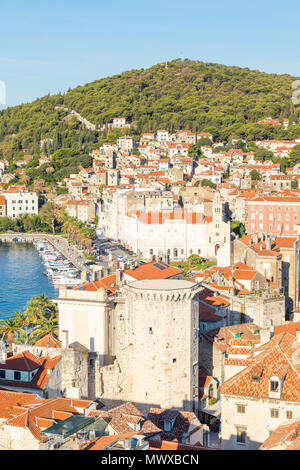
[1,0,300,108]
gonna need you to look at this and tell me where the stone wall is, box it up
[97,281,200,412]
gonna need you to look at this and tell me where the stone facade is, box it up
[56,279,201,413]
[13,343,88,399]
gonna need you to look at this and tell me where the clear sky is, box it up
[1,0,300,109]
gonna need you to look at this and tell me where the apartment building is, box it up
[0,195,6,216]
[3,191,38,217]
[65,200,96,223]
[221,331,300,450]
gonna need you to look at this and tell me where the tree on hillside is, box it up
[254,148,275,161]
[188,254,203,265]
[291,179,298,189]
[250,169,262,181]
[231,221,246,238]
[39,201,65,234]
[289,144,300,162]
[201,179,217,189]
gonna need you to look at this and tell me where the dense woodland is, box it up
[1,59,300,187]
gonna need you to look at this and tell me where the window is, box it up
[164,420,172,432]
[270,380,279,391]
[149,327,153,335]
[236,426,247,444]
[14,371,21,381]
[270,408,279,418]
[286,410,293,419]
[237,404,245,414]
[251,375,260,383]
[0,370,5,379]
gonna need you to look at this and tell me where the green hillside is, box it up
[1,58,300,169]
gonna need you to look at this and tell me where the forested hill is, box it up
[1,58,300,161]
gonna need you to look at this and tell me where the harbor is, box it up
[0,233,87,272]
[0,233,93,297]
[0,242,58,319]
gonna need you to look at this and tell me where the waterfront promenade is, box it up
[0,233,89,273]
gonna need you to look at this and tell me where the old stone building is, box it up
[13,335,88,399]
[199,323,262,385]
[56,278,201,413]
[221,331,300,450]
[231,233,300,313]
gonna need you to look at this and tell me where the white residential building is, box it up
[4,191,38,217]
[156,130,170,142]
[221,330,300,450]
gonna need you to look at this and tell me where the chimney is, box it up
[120,262,125,271]
[61,330,69,349]
[0,342,7,364]
[296,329,300,344]
[259,328,272,345]
[266,237,271,250]
[124,438,133,450]
[103,268,108,277]
[116,268,122,285]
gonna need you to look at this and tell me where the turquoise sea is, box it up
[0,242,58,319]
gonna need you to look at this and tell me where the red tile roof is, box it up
[81,432,139,450]
[149,440,207,450]
[0,396,84,442]
[34,334,62,348]
[222,332,300,401]
[0,354,61,390]
[260,421,300,450]
[0,351,42,371]
[125,261,182,281]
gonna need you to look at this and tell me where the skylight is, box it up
[153,263,166,270]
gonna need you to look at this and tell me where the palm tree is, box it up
[33,314,58,340]
[14,329,36,345]
[24,294,57,324]
[13,310,29,328]
[0,316,23,350]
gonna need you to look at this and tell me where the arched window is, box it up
[174,248,178,257]
[150,249,153,255]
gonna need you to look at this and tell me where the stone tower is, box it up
[99,279,200,413]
